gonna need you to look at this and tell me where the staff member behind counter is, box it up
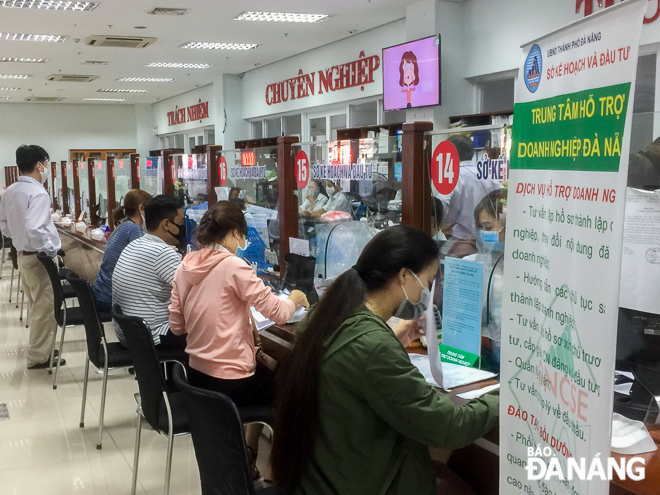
[301,179,352,220]
[299,179,329,217]
[169,201,309,477]
[272,225,499,495]
[0,145,65,369]
[93,189,151,312]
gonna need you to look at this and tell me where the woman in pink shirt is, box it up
[169,201,308,476]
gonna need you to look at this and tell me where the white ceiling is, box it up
[0,0,418,105]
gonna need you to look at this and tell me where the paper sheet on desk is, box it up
[457,383,500,400]
[619,188,660,314]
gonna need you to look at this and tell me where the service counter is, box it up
[260,323,660,495]
[56,224,106,283]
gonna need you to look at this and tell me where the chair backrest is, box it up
[111,304,168,432]
[36,252,64,322]
[172,364,255,495]
[65,271,107,368]
[8,240,17,270]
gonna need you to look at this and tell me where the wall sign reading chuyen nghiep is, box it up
[265,51,380,106]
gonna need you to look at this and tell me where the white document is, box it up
[409,353,497,390]
[423,280,445,389]
[457,383,501,400]
[250,307,275,332]
[619,188,660,313]
[289,237,310,257]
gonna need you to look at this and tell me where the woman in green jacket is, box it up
[271,225,499,495]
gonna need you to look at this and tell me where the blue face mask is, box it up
[235,235,250,257]
[477,229,504,253]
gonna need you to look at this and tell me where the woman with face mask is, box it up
[299,179,329,217]
[92,189,151,312]
[168,201,309,479]
[271,225,499,495]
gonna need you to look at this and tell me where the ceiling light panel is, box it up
[0,57,47,63]
[83,97,125,101]
[0,74,32,79]
[235,11,329,23]
[98,88,147,93]
[0,96,11,100]
[180,42,258,50]
[0,33,67,42]
[146,62,210,69]
[0,1,97,11]
[116,77,173,82]
[0,87,20,90]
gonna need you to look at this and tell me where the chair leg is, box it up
[163,428,174,495]
[0,244,5,279]
[8,266,14,302]
[79,355,90,428]
[19,288,25,321]
[96,361,109,449]
[48,325,58,375]
[131,411,143,495]
[15,272,21,308]
[52,316,66,390]
[25,301,30,329]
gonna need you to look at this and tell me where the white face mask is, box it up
[39,162,50,184]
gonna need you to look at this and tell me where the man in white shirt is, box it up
[0,145,63,369]
[302,180,352,220]
[437,134,502,240]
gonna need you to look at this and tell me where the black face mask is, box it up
[168,221,186,247]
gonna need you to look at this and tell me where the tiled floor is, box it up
[0,262,269,494]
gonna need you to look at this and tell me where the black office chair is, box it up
[65,272,133,450]
[37,252,111,389]
[112,305,189,495]
[171,364,278,495]
[281,253,319,305]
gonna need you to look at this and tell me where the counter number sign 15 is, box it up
[218,156,228,186]
[431,141,460,195]
[295,150,310,189]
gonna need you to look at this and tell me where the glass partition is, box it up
[80,160,90,218]
[292,133,403,281]
[55,164,63,212]
[171,152,209,252]
[217,145,279,273]
[67,162,75,214]
[424,124,511,373]
[95,160,108,226]
[115,158,132,207]
[141,156,161,195]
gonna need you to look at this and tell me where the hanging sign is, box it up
[295,150,310,189]
[431,141,460,195]
[218,156,228,186]
[500,1,647,493]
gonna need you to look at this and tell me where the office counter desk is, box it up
[56,224,106,283]
[260,324,660,495]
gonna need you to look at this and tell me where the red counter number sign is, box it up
[218,156,228,186]
[295,150,310,189]
[431,141,460,195]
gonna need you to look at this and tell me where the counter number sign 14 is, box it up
[295,150,310,189]
[218,156,228,186]
[431,141,460,195]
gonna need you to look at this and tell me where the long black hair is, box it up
[271,225,439,490]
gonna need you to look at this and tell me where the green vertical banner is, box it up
[500,1,647,494]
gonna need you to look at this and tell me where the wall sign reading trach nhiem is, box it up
[500,1,647,494]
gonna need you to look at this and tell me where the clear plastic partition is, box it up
[424,124,511,372]
[79,160,90,217]
[95,160,108,226]
[293,134,403,281]
[54,165,63,211]
[217,145,279,273]
[115,158,132,207]
[173,152,209,253]
[141,156,161,196]
[67,162,75,214]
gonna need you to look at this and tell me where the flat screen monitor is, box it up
[382,35,441,111]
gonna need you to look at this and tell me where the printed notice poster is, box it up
[441,257,483,360]
[500,2,647,495]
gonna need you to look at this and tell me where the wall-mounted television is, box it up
[382,35,441,111]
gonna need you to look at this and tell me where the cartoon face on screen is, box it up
[399,51,420,108]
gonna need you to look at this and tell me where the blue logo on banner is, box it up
[524,44,542,93]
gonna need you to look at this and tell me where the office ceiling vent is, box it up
[25,96,64,102]
[147,7,189,15]
[83,60,109,65]
[85,35,156,48]
[47,74,99,83]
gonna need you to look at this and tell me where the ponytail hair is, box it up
[271,225,439,490]
[113,189,151,225]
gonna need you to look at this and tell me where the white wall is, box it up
[152,85,214,136]
[134,104,159,158]
[0,102,138,187]
[222,74,249,149]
